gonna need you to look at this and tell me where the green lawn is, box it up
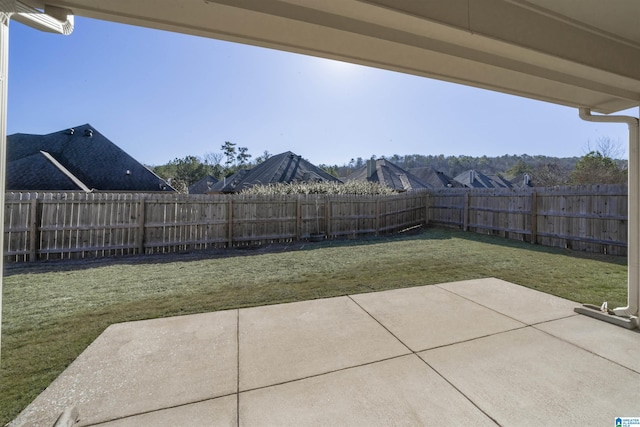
[0,227,628,424]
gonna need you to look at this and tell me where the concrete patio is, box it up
[9,278,640,426]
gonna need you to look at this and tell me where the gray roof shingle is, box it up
[346,159,431,191]
[188,175,219,194]
[453,169,512,188]
[211,151,341,193]
[7,124,173,192]
[408,167,463,188]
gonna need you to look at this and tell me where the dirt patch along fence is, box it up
[3,191,427,262]
[3,185,628,262]
[428,184,628,255]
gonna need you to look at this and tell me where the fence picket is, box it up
[3,185,629,261]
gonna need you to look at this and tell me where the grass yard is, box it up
[0,227,628,424]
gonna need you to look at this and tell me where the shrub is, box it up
[240,181,397,195]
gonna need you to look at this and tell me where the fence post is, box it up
[424,192,430,226]
[137,198,146,254]
[227,197,233,247]
[325,197,331,237]
[463,191,470,231]
[530,191,538,244]
[375,198,381,236]
[296,195,302,241]
[29,198,39,262]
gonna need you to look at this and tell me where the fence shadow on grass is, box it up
[450,227,627,266]
[4,225,625,278]
[3,225,460,276]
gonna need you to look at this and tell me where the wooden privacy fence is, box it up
[3,185,629,262]
[3,191,427,262]
[428,184,628,255]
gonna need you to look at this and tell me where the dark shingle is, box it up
[211,151,341,193]
[408,167,462,188]
[188,175,219,194]
[7,124,173,192]
[346,159,431,191]
[453,169,512,188]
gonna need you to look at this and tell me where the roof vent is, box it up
[84,129,93,137]
[126,170,131,175]
[68,128,74,135]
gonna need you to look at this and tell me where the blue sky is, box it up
[7,16,635,167]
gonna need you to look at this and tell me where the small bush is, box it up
[240,181,397,195]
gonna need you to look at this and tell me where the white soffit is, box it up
[25,0,640,113]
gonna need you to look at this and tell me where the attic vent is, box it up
[68,128,74,135]
[84,129,93,137]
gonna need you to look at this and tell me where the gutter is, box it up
[575,107,639,328]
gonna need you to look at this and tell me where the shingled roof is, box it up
[210,151,341,193]
[453,169,512,188]
[346,159,431,191]
[7,124,173,192]
[408,167,463,188]
[188,175,219,194]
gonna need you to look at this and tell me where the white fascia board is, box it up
[33,0,640,112]
[0,0,73,34]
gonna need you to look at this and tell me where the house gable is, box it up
[7,124,173,192]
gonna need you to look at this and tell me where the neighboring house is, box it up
[408,167,463,188]
[346,159,431,191]
[453,169,512,188]
[7,124,174,192]
[510,173,534,188]
[188,175,219,194]
[210,151,341,193]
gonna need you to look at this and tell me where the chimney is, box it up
[469,170,475,183]
[524,173,531,186]
[367,159,376,179]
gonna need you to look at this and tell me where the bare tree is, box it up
[203,152,223,167]
[585,136,625,160]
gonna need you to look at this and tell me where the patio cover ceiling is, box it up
[20,0,640,114]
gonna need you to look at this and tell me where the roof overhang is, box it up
[17,0,640,114]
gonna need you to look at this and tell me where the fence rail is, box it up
[3,191,427,261]
[428,184,628,255]
[3,185,629,261]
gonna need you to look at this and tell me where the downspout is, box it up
[577,107,639,326]
[0,0,73,368]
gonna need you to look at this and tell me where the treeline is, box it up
[330,153,581,182]
[328,152,627,187]
[151,141,272,193]
[150,138,628,193]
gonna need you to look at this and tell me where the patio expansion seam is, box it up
[434,282,579,327]
[237,353,413,394]
[434,283,640,374]
[346,294,503,426]
[531,323,640,376]
[416,356,502,426]
[79,395,239,427]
